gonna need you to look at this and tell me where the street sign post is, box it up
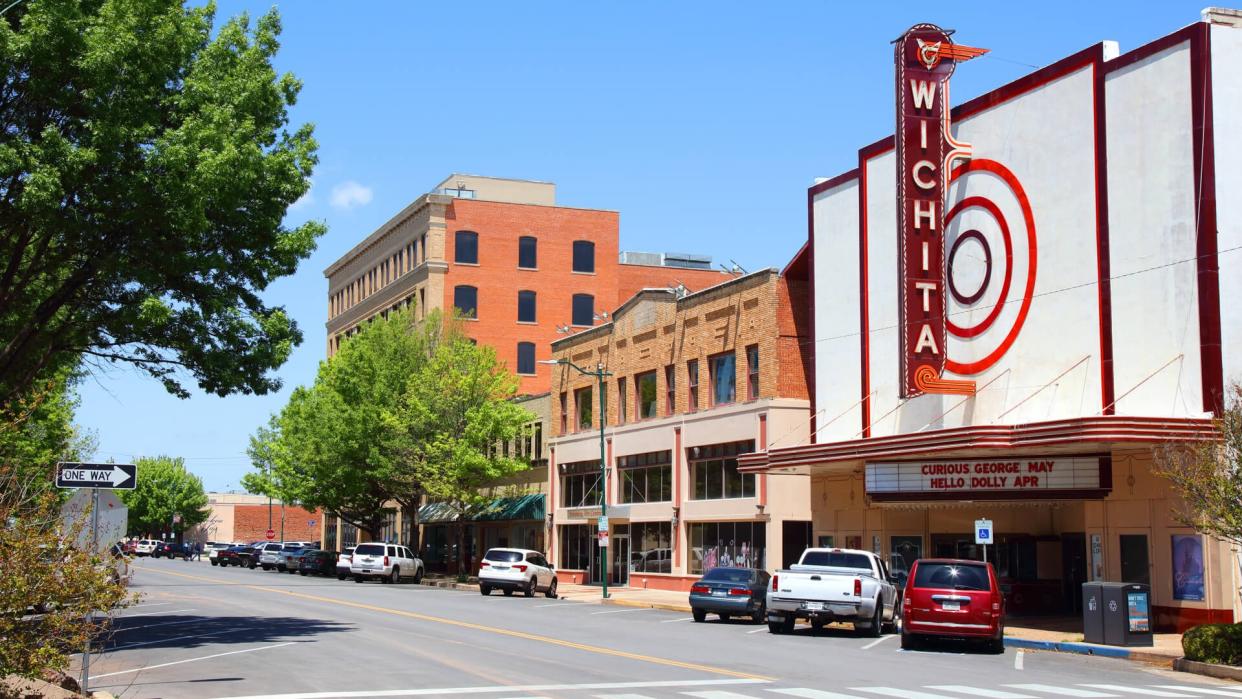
[975,518,994,563]
[56,461,138,695]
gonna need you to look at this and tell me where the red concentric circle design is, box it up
[943,158,1038,376]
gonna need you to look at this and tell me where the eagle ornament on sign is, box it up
[895,24,987,398]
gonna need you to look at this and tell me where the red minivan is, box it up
[901,558,1004,653]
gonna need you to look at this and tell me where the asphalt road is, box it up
[73,557,1242,699]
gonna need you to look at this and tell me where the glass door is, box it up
[612,534,630,586]
[1120,534,1150,585]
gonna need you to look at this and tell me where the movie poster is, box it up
[1172,535,1205,601]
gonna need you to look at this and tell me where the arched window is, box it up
[454,285,478,319]
[517,342,536,375]
[517,290,537,323]
[572,294,594,326]
[572,240,595,273]
[455,230,479,264]
[518,236,538,269]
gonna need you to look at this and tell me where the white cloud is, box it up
[330,180,373,210]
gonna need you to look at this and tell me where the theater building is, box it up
[740,10,1241,630]
[547,264,813,590]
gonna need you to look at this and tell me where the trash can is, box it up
[1083,582,1153,647]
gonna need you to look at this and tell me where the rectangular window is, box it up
[746,345,760,400]
[453,285,478,319]
[518,290,537,323]
[687,360,699,412]
[516,342,535,375]
[559,392,568,433]
[575,386,592,430]
[710,352,736,405]
[618,451,672,504]
[455,230,478,264]
[665,365,676,416]
[519,236,538,269]
[572,240,595,273]
[688,521,766,574]
[690,441,756,500]
[533,422,543,461]
[559,524,593,571]
[630,522,673,573]
[617,377,627,425]
[572,294,594,326]
[560,466,602,507]
[636,371,658,419]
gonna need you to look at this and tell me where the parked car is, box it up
[901,558,1004,653]
[123,540,138,555]
[278,546,317,573]
[478,548,557,598]
[335,546,355,580]
[299,550,339,576]
[767,548,900,636]
[689,567,770,623]
[207,542,236,565]
[160,542,193,560]
[216,545,260,569]
[256,542,287,570]
[134,539,161,556]
[349,543,424,584]
[149,541,173,558]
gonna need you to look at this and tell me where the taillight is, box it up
[728,587,751,597]
[480,560,490,567]
[903,596,911,612]
[383,555,390,567]
[772,574,779,591]
[514,564,528,572]
[853,578,862,597]
[690,584,710,594]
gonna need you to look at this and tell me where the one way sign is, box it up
[56,462,137,490]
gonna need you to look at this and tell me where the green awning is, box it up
[417,501,461,524]
[470,493,545,522]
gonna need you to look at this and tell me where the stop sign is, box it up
[265,529,275,540]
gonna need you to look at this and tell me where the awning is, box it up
[418,494,545,524]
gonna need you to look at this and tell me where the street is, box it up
[73,558,1242,699]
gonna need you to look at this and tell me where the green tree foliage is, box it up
[0,0,324,409]
[246,308,533,543]
[0,364,96,497]
[118,455,208,537]
[1155,383,1242,547]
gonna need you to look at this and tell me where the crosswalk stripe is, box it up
[925,686,1035,698]
[1080,686,1196,697]
[1004,686,1118,698]
[768,689,866,699]
[852,689,958,699]
[594,695,657,699]
[1154,688,1242,697]
[683,693,763,699]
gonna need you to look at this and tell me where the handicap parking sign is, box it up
[975,519,994,545]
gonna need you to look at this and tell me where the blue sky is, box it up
[74,1,1212,491]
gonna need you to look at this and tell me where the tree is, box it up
[1154,383,1240,547]
[118,455,208,537]
[0,363,96,497]
[0,0,324,409]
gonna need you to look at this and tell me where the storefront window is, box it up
[889,535,922,582]
[342,522,357,549]
[379,510,397,543]
[689,521,766,574]
[630,522,672,573]
[324,514,338,552]
[689,441,755,500]
[561,470,601,507]
[619,450,672,503]
[560,524,594,571]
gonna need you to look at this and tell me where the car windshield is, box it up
[800,551,873,570]
[354,544,385,556]
[913,563,991,591]
[484,550,523,563]
[702,568,753,583]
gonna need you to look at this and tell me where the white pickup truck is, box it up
[766,548,900,636]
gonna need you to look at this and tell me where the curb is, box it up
[1173,657,1242,680]
[601,597,692,613]
[1004,638,1173,665]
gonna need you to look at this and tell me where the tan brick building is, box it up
[190,493,322,546]
[546,254,813,591]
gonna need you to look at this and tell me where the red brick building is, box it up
[190,493,322,545]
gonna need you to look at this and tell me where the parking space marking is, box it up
[121,602,172,610]
[212,678,768,699]
[590,608,647,615]
[746,627,768,634]
[926,687,1034,699]
[1004,686,1118,698]
[1080,687,1195,697]
[768,690,865,699]
[1014,650,1024,670]
[1154,689,1242,697]
[861,635,895,650]
[660,617,695,623]
[683,692,765,699]
[137,566,774,681]
[90,641,296,679]
[116,607,195,618]
[106,628,241,651]
[111,618,198,633]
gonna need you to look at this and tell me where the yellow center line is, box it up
[138,566,774,681]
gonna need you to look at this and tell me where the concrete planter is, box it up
[1173,657,1242,681]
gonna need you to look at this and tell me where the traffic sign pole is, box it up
[81,487,98,694]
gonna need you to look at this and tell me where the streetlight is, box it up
[541,357,612,599]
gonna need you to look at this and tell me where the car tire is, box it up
[524,578,536,598]
[751,603,766,625]
[388,566,400,584]
[865,603,883,638]
[882,605,899,635]
[211,560,218,566]
[299,570,307,576]
[781,615,795,634]
[248,561,256,570]
[901,631,919,650]
[811,618,824,634]
[337,573,347,581]
[720,613,731,623]
[413,567,424,584]
[354,575,365,583]
[545,578,557,599]
[693,609,707,623]
[768,621,783,634]
[986,637,1005,654]
[503,588,514,597]
[480,585,492,596]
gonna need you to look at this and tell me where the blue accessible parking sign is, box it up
[975,519,994,545]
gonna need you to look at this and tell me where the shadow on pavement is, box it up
[100,614,354,652]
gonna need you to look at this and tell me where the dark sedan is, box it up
[298,550,339,576]
[689,567,771,624]
[216,545,259,569]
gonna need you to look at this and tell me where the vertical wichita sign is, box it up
[895,24,986,398]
